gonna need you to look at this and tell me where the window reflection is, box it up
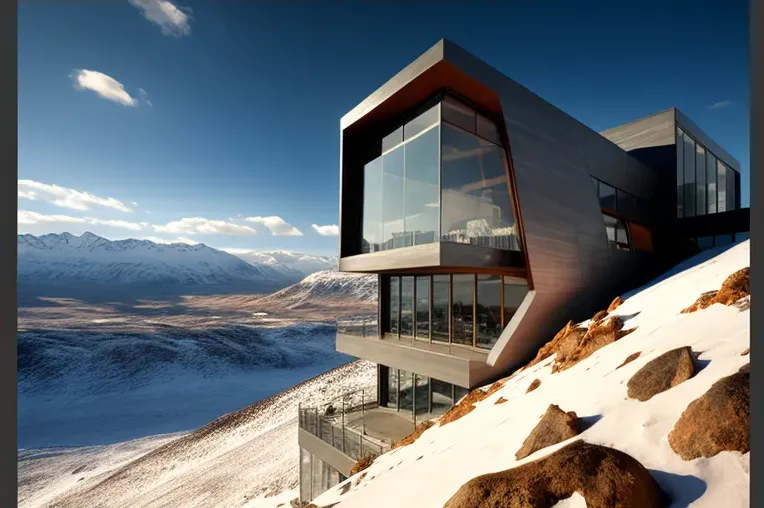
[476,275,502,349]
[362,158,382,253]
[431,379,453,415]
[386,367,398,409]
[441,124,520,250]
[389,276,399,335]
[676,128,684,218]
[683,132,696,217]
[381,147,405,250]
[442,96,476,132]
[706,152,717,214]
[503,281,527,329]
[398,370,413,414]
[603,213,630,250]
[404,126,440,246]
[400,276,414,337]
[599,182,616,210]
[415,276,430,340]
[717,160,727,213]
[432,275,450,343]
[452,274,474,346]
[696,144,706,215]
[414,374,430,415]
[403,105,439,141]
[726,166,735,211]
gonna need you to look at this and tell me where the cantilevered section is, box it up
[337,39,660,376]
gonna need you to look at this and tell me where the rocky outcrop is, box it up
[627,347,695,401]
[392,420,434,449]
[607,296,623,313]
[741,347,750,356]
[495,396,508,405]
[515,405,581,460]
[668,369,749,460]
[439,381,505,427]
[350,454,374,476]
[592,309,608,323]
[445,440,663,508]
[682,267,750,313]
[554,317,636,373]
[617,352,641,370]
[526,379,541,393]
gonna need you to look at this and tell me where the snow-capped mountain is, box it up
[17,232,296,291]
[254,269,377,310]
[226,248,338,277]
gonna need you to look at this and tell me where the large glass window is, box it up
[403,104,439,141]
[451,274,474,346]
[431,379,453,415]
[676,128,684,218]
[362,158,383,253]
[442,96,476,132]
[414,374,430,415]
[696,144,706,215]
[503,279,527,329]
[432,275,450,343]
[389,277,399,335]
[717,160,727,213]
[404,125,440,246]
[476,275,502,349]
[603,213,630,250]
[683,132,696,217]
[382,127,403,153]
[598,181,616,210]
[707,152,717,214]
[726,166,735,211]
[400,276,414,337]
[381,147,405,249]
[441,124,519,250]
[386,367,398,409]
[415,276,430,340]
[398,370,414,414]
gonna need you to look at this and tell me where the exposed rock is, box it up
[627,347,695,401]
[350,454,374,476]
[439,381,505,427]
[734,295,751,311]
[554,317,635,373]
[607,296,623,313]
[392,419,434,449]
[739,363,750,374]
[617,352,642,370]
[592,309,608,323]
[741,348,750,356]
[515,404,581,460]
[682,267,750,313]
[445,440,662,508]
[525,320,579,368]
[495,396,508,405]
[526,379,541,393]
[668,369,749,460]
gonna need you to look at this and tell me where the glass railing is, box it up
[336,316,379,338]
[298,387,388,460]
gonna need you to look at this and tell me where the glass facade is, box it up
[381,365,468,417]
[591,176,642,220]
[676,126,739,218]
[693,231,749,251]
[383,273,528,349]
[300,447,345,503]
[360,96,522,255]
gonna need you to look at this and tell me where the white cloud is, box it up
[71,69,138,107]
[129,0,192,37]
[137,88,153,107]
[245,216,303,236]
[707,100,732,110]
[132,201,139,207]
[311,224,339,236]
[154,217,256,236]
[18,210,145,231]
[18,190,36,200]
[18,180,133,212]
[142,236,199,245]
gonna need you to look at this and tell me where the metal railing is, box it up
[336,316,379,338]
[298,387,388,460]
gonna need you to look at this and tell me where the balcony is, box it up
[297,387,417,477]
[336,316,494,389]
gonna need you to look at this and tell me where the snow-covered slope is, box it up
[313,240,750,508]
[18,360,377,508]
[254,270,377,310]
[17,232,295,290]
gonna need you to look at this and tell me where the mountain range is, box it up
[17,232,338,298]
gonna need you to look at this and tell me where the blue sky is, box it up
[17,0,749,256]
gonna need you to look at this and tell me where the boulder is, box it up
[515,405,581,460]
[627,347,695,401]
[607,296,623,313]
[616,352,641,370]
[668,369,749,460]
[526,379,541,393]
[592,309,608,323]
[445,440,663,508]
[495,396,508,405]
[682,267,749,313]
[554,317,635,373]
[741,347,750,356]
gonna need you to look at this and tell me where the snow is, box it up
[312,240,750,508]
[18,360,377,508]
[256,270,377,307]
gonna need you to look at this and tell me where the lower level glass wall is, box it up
[380,365,469,418]
[299,447,346,503]
[694,231,749,252]
[383,273,529,350]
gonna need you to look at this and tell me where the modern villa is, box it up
[297,39,749,503]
